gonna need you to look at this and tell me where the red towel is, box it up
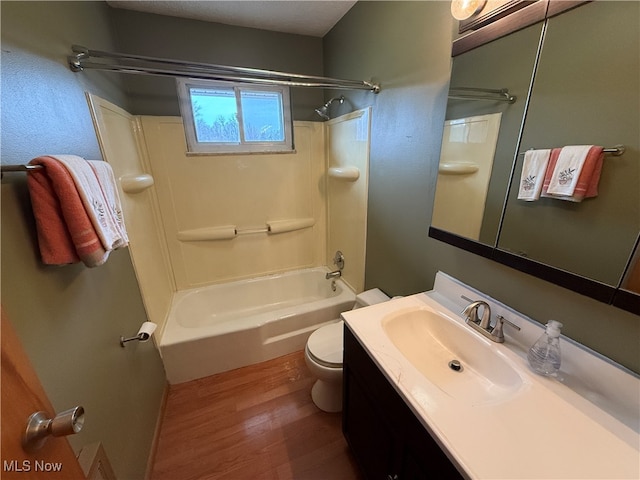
[27,156,108,267]
[575,146,605,200]
[541,146,604,202]
[541,148,562,197]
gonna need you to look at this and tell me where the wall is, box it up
[323,1,639,373]
[0,2,167,479]
[326,109,372,293]
[139,118,326,290]
[108,6,325,121]
[87,94,176,339]
[323,1,453,293]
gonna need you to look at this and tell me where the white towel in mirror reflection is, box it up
[517,149,551,201]
[542,146,604,202]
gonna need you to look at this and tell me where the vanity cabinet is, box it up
[342,325,462,480]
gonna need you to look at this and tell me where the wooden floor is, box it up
[150,351,364,480]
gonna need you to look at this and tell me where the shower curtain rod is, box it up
[448,87,516,104]
[68,45,380,93]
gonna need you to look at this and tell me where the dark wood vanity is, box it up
[342,325,463,480]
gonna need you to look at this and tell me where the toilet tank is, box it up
[353,288,390,309]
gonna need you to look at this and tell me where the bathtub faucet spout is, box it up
[326,250,345,280]
[325,270,342,280]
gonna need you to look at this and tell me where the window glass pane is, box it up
[240,90,285,142]
[190,87,240,143]
[177,78,293,154]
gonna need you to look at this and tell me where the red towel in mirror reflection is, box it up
[541,146,604,202]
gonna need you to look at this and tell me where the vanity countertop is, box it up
[342,275,639,479]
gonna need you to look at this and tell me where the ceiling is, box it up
[107,1,357,37]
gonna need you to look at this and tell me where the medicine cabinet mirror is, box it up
[429,1,640,314]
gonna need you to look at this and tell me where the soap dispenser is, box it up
[527,320,563,376]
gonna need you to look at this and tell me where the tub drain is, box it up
[448,359,462,372]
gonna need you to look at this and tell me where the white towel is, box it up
[89,160,129,248]
[52,155,128,252]
[545,145,592,196]
[517,149,551,201]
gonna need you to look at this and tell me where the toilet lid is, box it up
[307,321,344,368]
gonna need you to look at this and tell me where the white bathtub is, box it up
[159,267,355,384]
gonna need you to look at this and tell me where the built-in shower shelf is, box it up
[119,173,154,193]
[328,166,360,181]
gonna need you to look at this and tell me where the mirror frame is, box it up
[430,0,639,314]
[613,234,640,313]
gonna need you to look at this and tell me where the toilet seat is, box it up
[306,321,343,368]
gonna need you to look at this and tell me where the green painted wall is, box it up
[108,6,325,121]
[1,2,166,479]
[323,1,639,373]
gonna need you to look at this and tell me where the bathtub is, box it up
[159,267,356,384]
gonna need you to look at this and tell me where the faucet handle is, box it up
[498,315,521,331]
[491,314,521,341]
[333,250,345,270]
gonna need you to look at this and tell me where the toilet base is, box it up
[311,379,343,413]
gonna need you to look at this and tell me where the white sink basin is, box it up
[344,274,639,479]
[382,307,524,405]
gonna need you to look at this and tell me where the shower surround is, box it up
[89,96,371,381]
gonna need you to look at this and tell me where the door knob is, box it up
[22,406,85,452]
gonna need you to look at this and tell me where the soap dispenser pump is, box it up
[527,320,563,376]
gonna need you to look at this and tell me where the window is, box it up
[176,78,294,154]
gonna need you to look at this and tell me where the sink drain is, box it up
[448,359,463,372]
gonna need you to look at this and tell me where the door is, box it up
[1,308,85,479]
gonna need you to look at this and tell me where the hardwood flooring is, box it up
[151,351,364,480]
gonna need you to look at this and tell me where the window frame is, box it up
[176,78,294,155]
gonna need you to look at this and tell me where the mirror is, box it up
[432,21,544,245]
[497,1,639,286]
[431,1,640,312]
[613,234,640,312]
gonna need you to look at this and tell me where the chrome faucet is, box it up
[326,250,345,280]
[462,299,520,343]
[325,270,342,280]
[462,300,492,329]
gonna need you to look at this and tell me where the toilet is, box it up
[304,288,390,412]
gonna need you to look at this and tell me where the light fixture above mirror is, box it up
[451,0,487,20]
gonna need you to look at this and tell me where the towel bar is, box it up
[448,87,516,104]
[177,218,316,242]
[518,145,625,157]
[438,162,480,175]
[1,164,44,173]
